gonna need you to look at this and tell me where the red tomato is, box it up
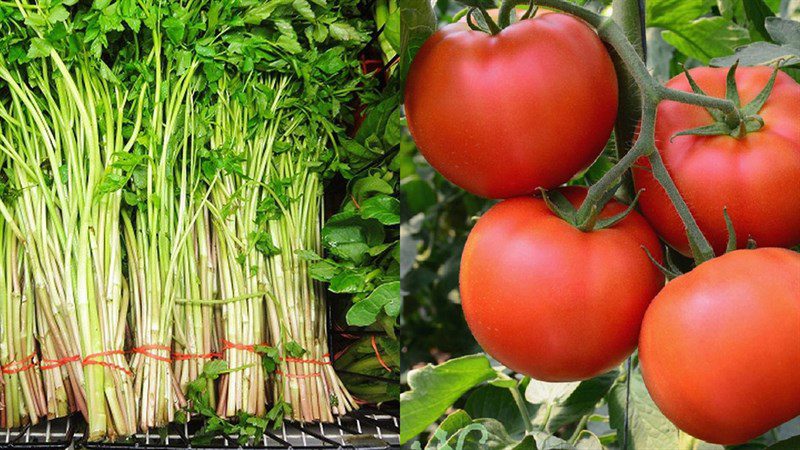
[639,248,800,445]
[405,12,618,199]
[633,67,800,255]
[460,187,663,381]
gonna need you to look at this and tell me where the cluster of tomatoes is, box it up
[405,9,800,446]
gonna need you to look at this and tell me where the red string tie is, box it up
[82,350,132,376]
[172,351,223,361]
[40,354,81,371]
[1,352,37,374]
[221,339,271,354]
[132,344,172,363]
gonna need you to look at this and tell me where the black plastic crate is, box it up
[0,406,399,449]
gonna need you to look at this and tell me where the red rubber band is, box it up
[82,350,133,376]
[132,344,172,363]
[172,351,222,361]
[221,339,271,354]
[371,336,392,373]
[40,354,81,371]
[1,352,36,374]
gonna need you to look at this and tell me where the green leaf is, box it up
[765,17,800,47]
[607,369,679,450]
[27,38,53,59]
[257,233,281,256]
[309,259,339,281]
[276,34,302,54]
[547,370,618,432]
[328,269,368,294]
[574,431,603,450]
[329,22,366,42]
[352,176,394,203]
[285,341,306,358]
[399,0,436,85]
[360,195,400,225]
[766,436,800,450]
[292,0,315,20]
[525,379,581,405]
[345,281,400,326]
[710,42,800,67]
[400,354,497,443]
[316,47,346,74]
[531,431,573,450]
[163,17,186,44]
[426,410,473,449]
[464,384,538,438]
[742,0,775,41]
[401,178,436,216]
[444,419,533,450]
[322,211,385,264]
[661,17,750,63]
[48,5,69,23]
[646,0,714,28]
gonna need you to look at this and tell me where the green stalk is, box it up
[497,0,732,263]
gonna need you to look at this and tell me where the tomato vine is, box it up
[484,0,762,264]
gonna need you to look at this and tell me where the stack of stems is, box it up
[208,77,271,418]
[0,217,46,428]
[207,76,356,421]
[124,54,197,429]
[0,57,140,439]
[171,82,219,404]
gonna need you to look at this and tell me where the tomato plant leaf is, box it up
[400,354,497,444]
[607,369,679,450]
[546,370,618,432]
[766,435,800,450]
[742,0,775,42]
[525,379,581,405]
[765,17,800,47]
[574,430,603,450]
[464,384,538,438]
[425,409,473,449]
[444,419,534,450]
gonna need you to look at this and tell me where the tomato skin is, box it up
[633,67,800,256]
[405,13,618,199]
[460,187,663,381]
[639,248,800,445]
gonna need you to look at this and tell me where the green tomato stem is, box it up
[526,0,719,263]
[508,381,534,434]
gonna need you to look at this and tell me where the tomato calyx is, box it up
[671,62,780,141]
[537,186,644,232]
[461,1,537,35]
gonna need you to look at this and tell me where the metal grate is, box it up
[0,407,399,449]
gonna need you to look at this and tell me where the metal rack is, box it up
[0,407,399,449]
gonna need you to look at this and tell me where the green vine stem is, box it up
[498,0,740,263]
[508,382,534,434]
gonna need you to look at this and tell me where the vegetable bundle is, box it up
[0,0,386,440]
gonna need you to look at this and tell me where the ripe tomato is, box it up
[639,248,800,445]
[633,67,800,255]
[405,12,618,199]
[460,187,663,381]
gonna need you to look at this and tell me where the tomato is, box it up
[639,248,800,445]
[460,187,663,381]
[405,12,618,199]
[633,67,800,256]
